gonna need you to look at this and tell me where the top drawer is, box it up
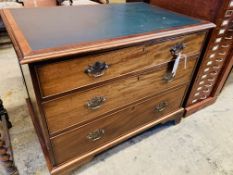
[36,32,205,97]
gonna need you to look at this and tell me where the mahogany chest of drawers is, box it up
[1,3,214,175]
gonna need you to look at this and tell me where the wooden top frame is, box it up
[1,3,215,64]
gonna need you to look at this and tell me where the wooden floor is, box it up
[0,46,233,175]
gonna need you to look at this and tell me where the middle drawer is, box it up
[42,56,197,136]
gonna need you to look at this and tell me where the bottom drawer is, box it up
[51,85,187,165]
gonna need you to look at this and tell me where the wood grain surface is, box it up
[1,3,214,174]
[51,85,187,165]
[36,32,205,97]
[43,56,198,135]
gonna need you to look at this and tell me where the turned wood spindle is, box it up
[0,99,18,175]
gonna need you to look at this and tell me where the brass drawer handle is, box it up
[164,43,185,81]
[87,129,105,141]
[84,61,109,78]
[155,101,168,112]
[164,72,174,81]
[170,43,185,56]
[86,96,106,110]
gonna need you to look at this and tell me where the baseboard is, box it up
[184,97,217,117]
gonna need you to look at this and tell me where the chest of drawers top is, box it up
[1,3,214,64]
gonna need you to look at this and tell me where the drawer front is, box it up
[36,32,205,97]
[51,85,186,165]
[43,56,197,135]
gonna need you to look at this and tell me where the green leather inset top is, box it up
[11,3,201,51]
